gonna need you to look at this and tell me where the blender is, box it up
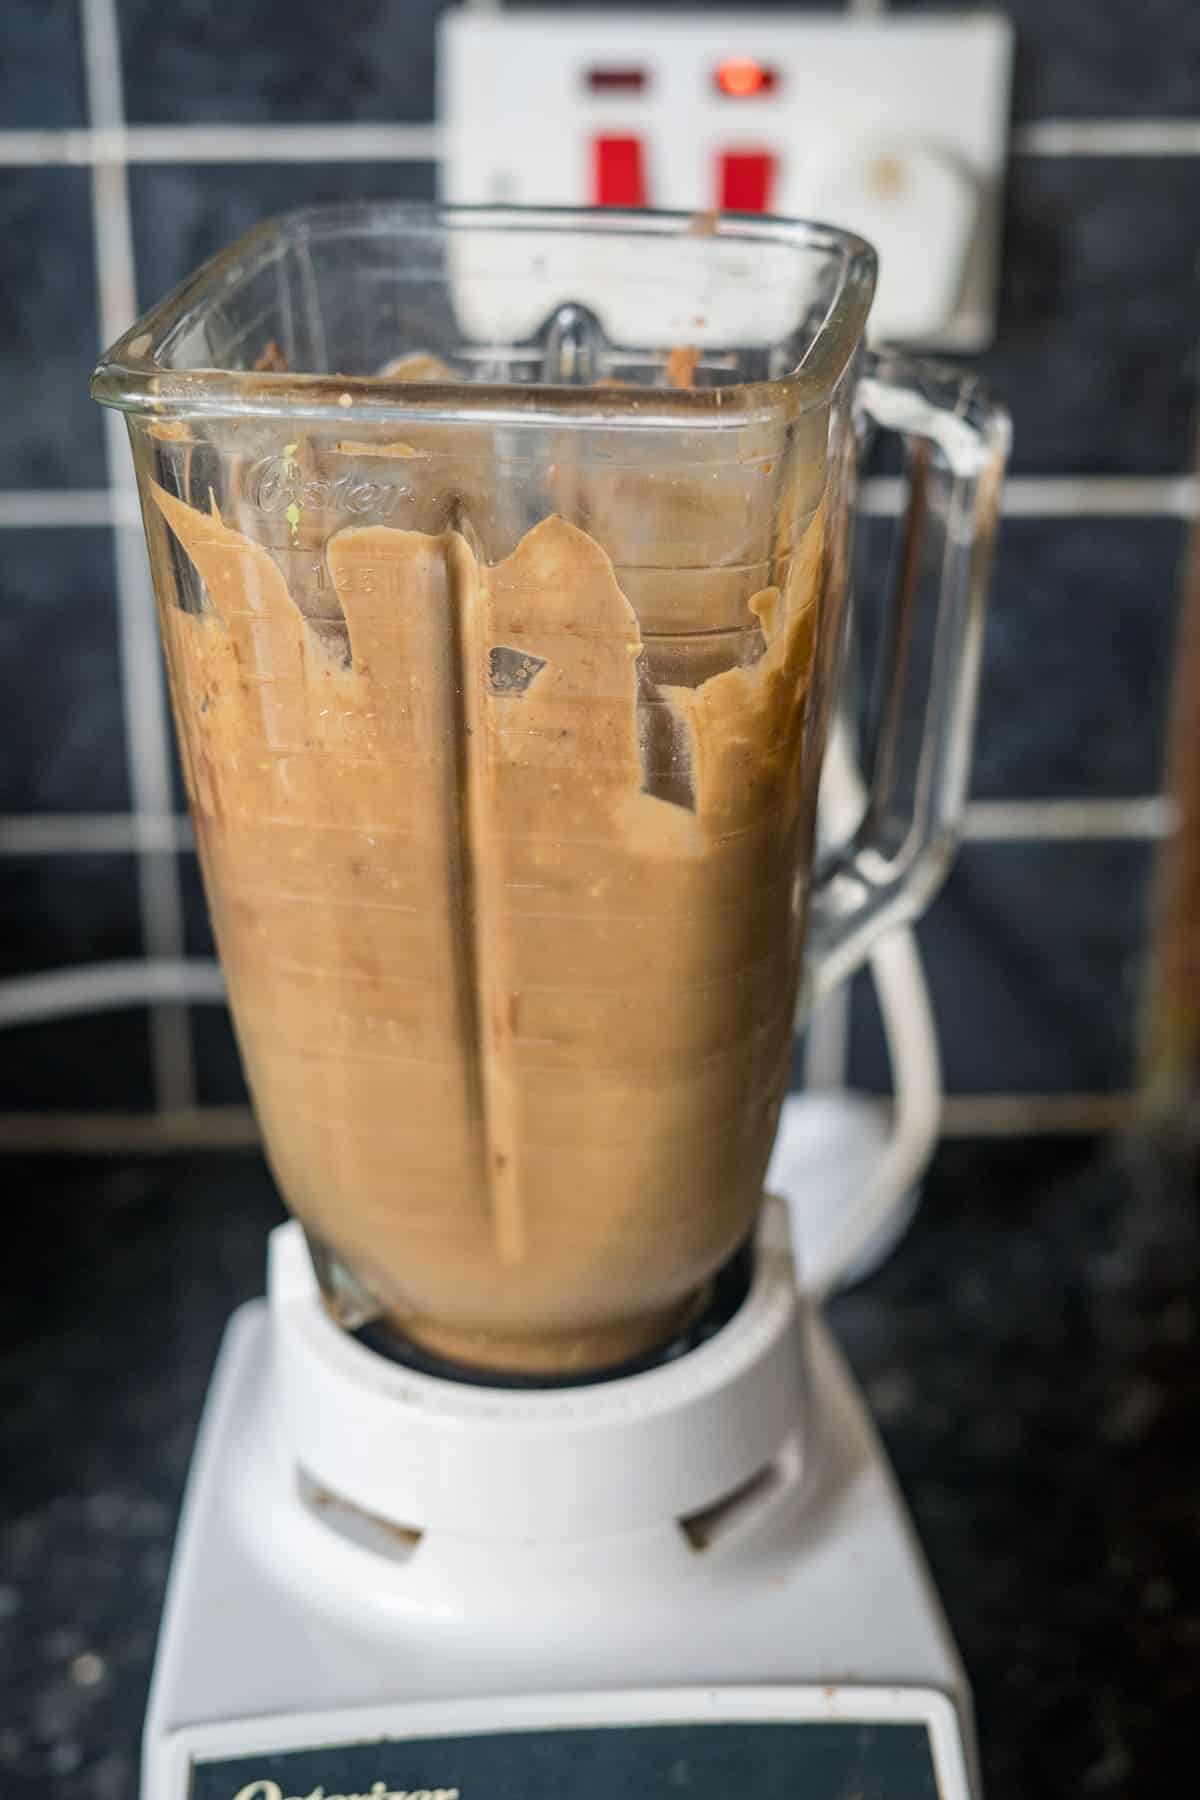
[93,204,1008,1800]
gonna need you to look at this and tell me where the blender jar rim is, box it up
[91,201,877,431]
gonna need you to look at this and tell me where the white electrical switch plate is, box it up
[438,10,1012,349]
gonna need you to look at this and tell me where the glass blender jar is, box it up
[94,204,1007,1378]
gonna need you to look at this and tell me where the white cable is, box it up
[802,716,943,1298]
[0,959,225,1028]
[810,927,942,1297]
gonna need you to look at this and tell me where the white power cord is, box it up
[0,958,225,1028]
[770,715,943,1297]
[809,925,942,1297]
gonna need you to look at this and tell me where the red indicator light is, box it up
[586,66,648,93]
[715,57,778,99]
[593,135,648,207]
[719,150,776,214]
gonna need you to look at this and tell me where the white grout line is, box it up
[121,122,442,164]
[0,122,444,167]
[0,474,1194,534]
[0,814,192,853]
[860,474,1199,519]
[4,115,1200,172]
[963,796,1175,842]
[0,129,89,165]
[0,796,1170,857]
[81,0,195,1111]
[0,489,123,528]
[939,1091,1138,1136]
[1013,119,1200,157]
[0,1107,261,1153]
[0,1091,1138,1153]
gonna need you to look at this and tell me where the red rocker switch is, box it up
[718,150,777,213]
[593,135,648,207]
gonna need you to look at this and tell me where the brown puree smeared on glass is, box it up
[149,454,830,1374]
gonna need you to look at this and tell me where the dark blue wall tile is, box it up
[973,519,1183,800]
[0,856,150,1108]
[190,1006,248,1107]
[855,516,1184,801]
[842,967,883,1096]
[895,0,1200,120]
[111,0,1200,128]
[847,839,1155,1095]
[0,1,86,129]
[0,853,142,978]
[128,160,437,313]
[977,158,1200,476]
[178,852,213,960]
[0,169,107,489]
[0,1013,154,1111]
[117,0,449,125]
[0,530,129,813]
[111,0,1200,131]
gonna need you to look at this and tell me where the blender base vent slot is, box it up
[297,1466,423,1563]
[678,1441,795,1552]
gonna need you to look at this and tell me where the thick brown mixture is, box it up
[151,454,828,1373]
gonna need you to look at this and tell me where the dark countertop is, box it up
[1,1135,1197,1799]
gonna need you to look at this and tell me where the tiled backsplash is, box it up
[1,0,1196,1138]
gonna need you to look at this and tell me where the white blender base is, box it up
[143,1212,981,1799]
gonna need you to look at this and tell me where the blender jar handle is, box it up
[804,349,1010,1002]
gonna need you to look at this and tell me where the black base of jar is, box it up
[352,1239,757,1391]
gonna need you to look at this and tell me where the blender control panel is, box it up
[178,1687,972,1800]
[190,1718,951,1800]
[437,10,1012,349]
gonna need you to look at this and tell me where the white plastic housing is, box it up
[269,1206,805,1541]
[438,10,1013,348]
[143,1297,979,1798]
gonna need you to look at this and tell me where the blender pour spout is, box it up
[539,302,607,384]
